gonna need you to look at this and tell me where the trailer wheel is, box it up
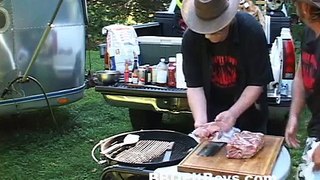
[128,109,163,130]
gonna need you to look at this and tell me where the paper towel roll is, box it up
[176,53,187,89]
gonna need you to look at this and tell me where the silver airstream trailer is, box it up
[0,0,88,115]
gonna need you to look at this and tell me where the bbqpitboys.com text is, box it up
[149,172,277,180]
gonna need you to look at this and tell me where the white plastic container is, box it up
[156,58,168,86]
[176,53,187,88]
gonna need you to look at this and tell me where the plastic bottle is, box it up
[156,58,168,86]
[167,57,176,87]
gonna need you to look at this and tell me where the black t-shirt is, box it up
[182,12,274,133]
[209,33,238,107]
[301,27,320,139]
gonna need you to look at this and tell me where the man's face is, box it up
[205,24,230,43]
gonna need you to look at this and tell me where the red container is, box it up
[167,57,176,87]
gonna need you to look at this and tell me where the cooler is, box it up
[137,36,182,66]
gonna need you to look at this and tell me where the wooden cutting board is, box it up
[178,135,284,178]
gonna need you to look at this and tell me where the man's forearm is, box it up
[289,67,306,119]
[187,87,208,127]
[228,86,263,119]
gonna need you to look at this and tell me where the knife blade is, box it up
[162,142,174,162]
[197,141,225,157]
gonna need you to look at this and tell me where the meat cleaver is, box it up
[197,141,225,157]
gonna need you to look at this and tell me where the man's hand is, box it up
[193,122,222,141]
[312,144,320,171]
[214,110,237,132]
[194,119,207,129]
[285,116,300,148]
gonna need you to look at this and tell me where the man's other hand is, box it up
[214,110,237,132]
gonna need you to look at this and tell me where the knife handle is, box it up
[101,143,123,155]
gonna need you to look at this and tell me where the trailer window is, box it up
[0,7,9,33]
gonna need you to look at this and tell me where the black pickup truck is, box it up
[95,1,295,135]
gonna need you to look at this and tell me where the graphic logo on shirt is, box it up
[301,51,319,92]
[211,55,238,87]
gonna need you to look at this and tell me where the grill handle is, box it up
[101,164,153,178]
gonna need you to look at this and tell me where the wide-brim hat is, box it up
[181,0,240,34]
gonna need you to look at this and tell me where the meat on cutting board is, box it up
[226,131,264,159]
[193,122,221,139]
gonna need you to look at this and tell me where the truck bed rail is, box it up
[95,83,187,98]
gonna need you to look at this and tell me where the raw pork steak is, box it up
[226,131,264,159]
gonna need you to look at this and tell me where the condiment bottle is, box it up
[144,64,152,85]
[131,58,139,84]
[104,50,110,70]
[167,57,176,87]
[156,58,168,86]
[138,67,145,85]
[124,62,130,83]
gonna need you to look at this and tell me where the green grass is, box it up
[0,90,133,180]
[0,51,133,180]
[0,51,310,179]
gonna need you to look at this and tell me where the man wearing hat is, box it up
[285,0,320,179]
[181,0,273,135]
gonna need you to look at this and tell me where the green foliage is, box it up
[86,0,171,49]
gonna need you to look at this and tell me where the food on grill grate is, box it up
[226,131,264,159]
[113,140,172,164]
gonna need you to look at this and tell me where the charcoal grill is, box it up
[92,130,197,180]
